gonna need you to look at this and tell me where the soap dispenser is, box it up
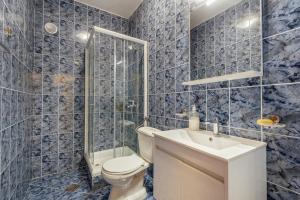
[189,105,199,131]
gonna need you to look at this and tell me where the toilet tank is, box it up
[137,127,161,163]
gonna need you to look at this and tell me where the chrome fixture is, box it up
[205,118,221,137]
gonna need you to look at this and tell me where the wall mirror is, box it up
[188,0,262,85]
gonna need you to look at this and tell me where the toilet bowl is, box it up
[101,127,160,200]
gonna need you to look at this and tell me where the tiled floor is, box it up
[24,168,154,200]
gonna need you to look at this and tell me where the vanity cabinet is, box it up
[153,135,266,200]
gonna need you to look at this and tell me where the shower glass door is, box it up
[85,27,147,168]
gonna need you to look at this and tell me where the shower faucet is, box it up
[127,100,136,109]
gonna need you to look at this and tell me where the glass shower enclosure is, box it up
[84,26,148,179]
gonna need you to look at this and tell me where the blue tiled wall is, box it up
[0,0,34,199]
[130,0,300,199]
[32,0,129,179]
[129,0,190,130]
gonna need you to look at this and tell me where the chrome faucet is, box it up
[205,118,221,137]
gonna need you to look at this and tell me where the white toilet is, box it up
[102,127,160,200]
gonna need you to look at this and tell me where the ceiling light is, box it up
[237,16,258,29]
[206,0,216,6]
[76,31,89,42]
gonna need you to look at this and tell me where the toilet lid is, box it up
[103,154,145,174]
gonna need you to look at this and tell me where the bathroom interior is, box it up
[0,0,299,199]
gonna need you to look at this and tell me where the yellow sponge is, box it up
[256,118,274,126]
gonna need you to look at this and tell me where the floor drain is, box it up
[95,164,100,166]
[65,183,80,192]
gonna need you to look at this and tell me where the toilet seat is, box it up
[102,154,145,175]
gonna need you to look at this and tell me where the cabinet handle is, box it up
[156,145,224,183]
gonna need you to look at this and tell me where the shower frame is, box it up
[84,26,148,177]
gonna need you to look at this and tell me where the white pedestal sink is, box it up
[153,129,267,200]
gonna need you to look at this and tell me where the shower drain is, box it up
[65,183,80,192]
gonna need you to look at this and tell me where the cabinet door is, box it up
[154,148,225,200]
[154,147,181,200]
[179,160,225,200]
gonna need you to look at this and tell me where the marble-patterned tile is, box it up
[43,74,59,95]
[175,64,189,92]
[31,156,41,179]
[74,96,84,114]
[60,38,74,59]
[59,133,73,152]
[165,93,176,119]
[155,94,165,117]
[1,167,10,200]
[75,2,87,26]
[10,157,17,194]
[31,136,41,157]
[74,114,84,132]
[263,0,300,37]
[58,152,73,173]
[42,134,58,155]
[225,43,237,74]
[74,131,83,150]
[250,0,261,38]
[156,48,165,72]
[60,57,74,75]
[263,28,300,84]
[43,54,59,75]
[175,92,189,119]
[32,116,42,136]
[111,15,122,33]
[1,52,11,88]
[1,127,11,170]
[1,88,11,129]
[190,90,206,122]
[164,43,175,69]
[266,134,300,194]
[164,68,175,93]
[60,1,74,22]
[88,7,100,27]
[60,19,74,40]
[155,72,164,94]
[43,95,58,114]
[42,154,58,175]
[267,182,300,200]
[44,0,59,18]
[236,0,250,42]
[237,39,251,72]
[59,114,73,133]
[230,87,261,130]
[207,89,229,125]
[59,95,73,114]
[225,7,236,46]
[99,10,111,29]
[74,78,84,96]
[175,36,189,67]
[176,7,189,39]
[43,35,59,57]
[42,115,58,135]
[263,84,300,137]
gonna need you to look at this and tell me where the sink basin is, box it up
[187,131,240,150]
[154,129,267,161]
[165,129,240,150]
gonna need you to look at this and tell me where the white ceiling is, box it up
[76,0,143,19]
